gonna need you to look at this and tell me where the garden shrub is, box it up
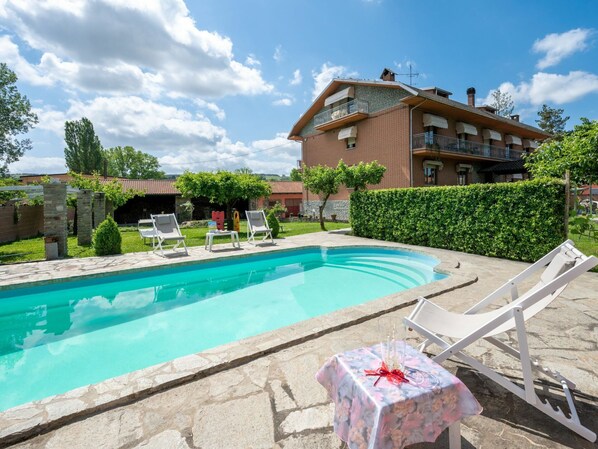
[94,216,122,256]
[267,211,280,238]
[350,179,566,262]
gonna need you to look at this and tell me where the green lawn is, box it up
[0,221,349,264]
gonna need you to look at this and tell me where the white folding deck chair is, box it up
[245,210,274,245]
[138,218,158,245]
[150,213,188,257]
[404,240,598,442]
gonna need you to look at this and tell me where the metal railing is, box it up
[412,133,523,161]
[314,99,369,127]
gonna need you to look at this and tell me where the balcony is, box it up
[314,99,369,131]
[412,133,523,161]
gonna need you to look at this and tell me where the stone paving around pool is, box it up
[1,232,597,449]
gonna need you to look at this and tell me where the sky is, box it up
[1,0,597,176]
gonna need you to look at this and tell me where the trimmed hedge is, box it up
[94,216,122,256]
[350,179,566,262]
[267,211,280,238]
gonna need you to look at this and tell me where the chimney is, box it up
[380,68,395,82]
[466,87,476,107]
[510,114,520,122]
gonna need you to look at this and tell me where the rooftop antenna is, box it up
[397,63,420,85]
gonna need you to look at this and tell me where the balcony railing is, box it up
[412,133,523,161]
[314,99,369,127]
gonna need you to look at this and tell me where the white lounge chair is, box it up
[245,210,274,245]
[404,240,598,442]
[138,218,158,245]
[151,213,188,257]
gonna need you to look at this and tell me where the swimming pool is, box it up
[0,246,445,411]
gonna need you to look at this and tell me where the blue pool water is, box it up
[0,246,445,410]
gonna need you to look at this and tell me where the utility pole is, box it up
[397,64,420,85]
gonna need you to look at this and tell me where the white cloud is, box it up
[482,71,598,106]
[0,0,272,98]
[533,28,594,69]
[9,156,66,174]
[158,133,300,174]
[194,99,226,121]
[273,98,294,106]
[245,54,261,66]
[24,97,300,174]
[289,69,302,86]
[273,45,284,63]
[311,63,358,100]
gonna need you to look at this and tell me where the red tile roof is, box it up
[20,173,302,196]
[106,179,180,195]
[269,181,303,194]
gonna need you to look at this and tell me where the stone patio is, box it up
[1,232,597,448]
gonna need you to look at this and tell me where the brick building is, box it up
[288,69,550,220]
[255,181,303,217]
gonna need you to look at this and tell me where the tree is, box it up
[339,160,386,191]
[525,119,598,211]
[64,117,104,174]
[104,146,165,179]
[488,89,514,117]
[0,64,38,175]
[290,167,302,181]
[0,177,26,204]
[175,171,271,218]
[536,104,569,138]
[301,162,343,231]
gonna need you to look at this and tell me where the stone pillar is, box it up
[77,189,93,246]
[93,192,106,228]
[43,183,68,258]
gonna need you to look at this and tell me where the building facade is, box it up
[288,70,550,220]
[255,181,303,217]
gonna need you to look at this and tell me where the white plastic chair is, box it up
[404,240,598,442]
[151,214,188,257]
[245,210,274,245]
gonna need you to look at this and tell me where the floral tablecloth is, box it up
[316,342,482,449]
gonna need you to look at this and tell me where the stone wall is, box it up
[43,183,68,257]
[93,192,106,228]
[303,200,350,221]
[77,189,93,246]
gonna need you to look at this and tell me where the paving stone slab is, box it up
[192,393,274,449]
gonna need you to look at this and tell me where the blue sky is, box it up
[1,0,597,175]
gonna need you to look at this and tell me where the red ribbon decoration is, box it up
[365,362,409,386]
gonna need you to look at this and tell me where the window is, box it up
[483,138,491,156]
[424,167,437,185]
[505,143,512,158]
[424,126,435,146]
[346,137,356,149]
[457,171,468,186]
[457,133,467,150]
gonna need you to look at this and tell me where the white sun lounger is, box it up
[404,240,598,442]
[138,218,158,245]
[245,210,274,245]
[151,214,188,257]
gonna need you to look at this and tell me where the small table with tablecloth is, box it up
[316,341,482,449]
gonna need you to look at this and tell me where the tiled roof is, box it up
[105,179,180,195]
[20,173,301,196]
[289,78,550,140]
[269,181,303,194]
